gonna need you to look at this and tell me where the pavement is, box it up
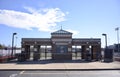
[0,60,120,70]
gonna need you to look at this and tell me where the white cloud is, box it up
[67,29,79,35]
[0,7,66,32]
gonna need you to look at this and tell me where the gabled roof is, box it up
[51,29,72,35]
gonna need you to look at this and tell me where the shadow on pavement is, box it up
[4,59,94,64]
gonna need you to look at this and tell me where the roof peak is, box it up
[51,29,72,35]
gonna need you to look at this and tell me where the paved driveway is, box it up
[1,70,120,77]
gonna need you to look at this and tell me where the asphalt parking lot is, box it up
[1,70,120,77]
[0,59,120,77]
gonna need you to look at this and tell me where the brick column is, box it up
[52,43,56,60]
[81,45,89,60]
[92,45,101,60]
[18,44,26,62]
[24,45,30,60]
[33,45,40,61]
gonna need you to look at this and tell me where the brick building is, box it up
[19,29,101,61]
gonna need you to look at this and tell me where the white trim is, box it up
[52,34,72,37]
[56,43,68,45]
[52,39,72,42]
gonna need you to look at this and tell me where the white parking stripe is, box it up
[9,74,18,77]
[19,71,25,74]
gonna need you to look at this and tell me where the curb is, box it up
[0,68,120,71]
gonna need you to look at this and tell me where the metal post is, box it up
[115,27,119,52]
[15,36,17,55]
[105,35,107,48]
[102,33,108,62]
[11,33,17,57]
[102,33,107,48]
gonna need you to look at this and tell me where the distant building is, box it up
[113,44,120,52]
[19,29,101,61]
[107,44,120,52]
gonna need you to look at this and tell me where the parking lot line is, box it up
[19,71,25,74]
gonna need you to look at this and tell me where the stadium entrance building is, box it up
[19,29,101,61]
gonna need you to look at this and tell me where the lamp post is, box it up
[11,33,17,56]
[15,36,18,55]
[102,33,107,48]
[115,27,119,52]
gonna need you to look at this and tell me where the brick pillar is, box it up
[45,45,47,59]
[92,45,101,60]
[81,45,89,60]
[67,44,72,60]
[81,45,85,59]
[39,45,41,60]
[25,45,30,60]
[33,45,40,61]
[68,43,72,53]
[52,43,56,60]
[18,45,26,62]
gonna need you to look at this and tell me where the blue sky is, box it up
[0,0,120,47]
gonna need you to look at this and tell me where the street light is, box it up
[15,36,18,54]
[102,33,107,48]
[11,32,17,56]
[115,27,119,52]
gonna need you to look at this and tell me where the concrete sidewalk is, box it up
[0,60,120,70]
